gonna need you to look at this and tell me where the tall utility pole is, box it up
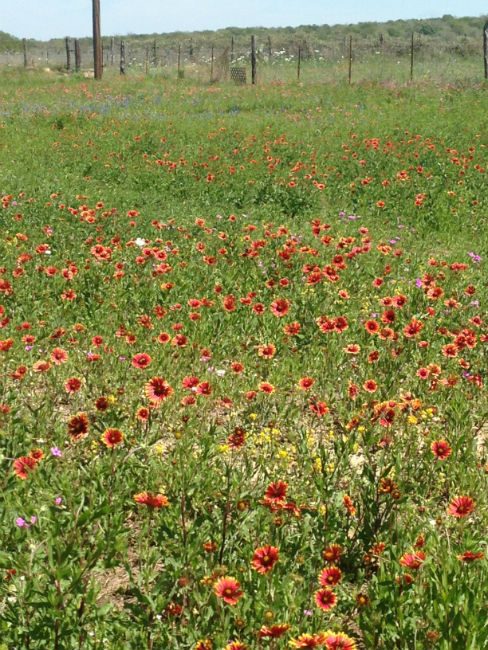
[92,0,102,79]
[484,21,488,80]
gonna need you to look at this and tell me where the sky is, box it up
[3,1,488,41]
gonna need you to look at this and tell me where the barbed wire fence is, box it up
[1,30,486,84]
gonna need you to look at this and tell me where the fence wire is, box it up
[0,34,485,85]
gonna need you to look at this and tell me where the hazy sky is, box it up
[4,1,488,40]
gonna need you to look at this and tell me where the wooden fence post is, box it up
[251,35,257,84]
[110,37,114,66]
[153,40,157,67]
[268,36,272,61]
[92,0,103,79]
[75,39,81,71]
[231,36,234,63]
[120,40,126,75]
[484,21,488,80]
[210,45,214,82]
[348,36,352,84]
[65,37,71,70]
[23,39,28,67]
[297,45,301,80]
[177,44,181,79]
[410,32,414,81]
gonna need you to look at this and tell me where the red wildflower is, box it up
[202,540,217,553]
[363,379,378,393]
[50,347,68,365]
[323,631,357,649]
[101,428,124,448]
[322,544,342,564]
[368,350,380,363]
[133,492,169,508]
[67,412,89,440]
[264,481,288,502]
[270,298,290,317]
[0,279,13,295]
[442,343,458,358]
[145,377,173,404]
[259,381,275,394]
[457,551,484,562]
[318,566,342,587]
[334,316,349,332]
[95,397,109,411]
[258,624,290,639]
[257,343,276,359]
[61,289,77,301]
[29,448,44,461]
[431,440,452,460]
[364,319,380,335]
[403,318,423,338]
[290,633,326,648]
[343,495,356,516]
[399,551,426,570]
[348,382,359,399]
[314,588,337,612]
[136,406,150,421]
[196,381,212,396]
[194,641,213,650]
[131,353,152,370]
[417,367,429,379]
[64,377,82,393]
[0,338,14,352]
[298,376,315,390]
[381,309,396,324]
[13,456,37,480]
[227,427,246,449]
[381,328,397,342]
[283,321,301,336]
[309,400,329,417]
[213,576,243,606]
[222,295,236,312]
[182,375,200,389]
[251,545,279,574]
[447,496,475,518]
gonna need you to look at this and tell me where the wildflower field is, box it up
[0,70,487,649]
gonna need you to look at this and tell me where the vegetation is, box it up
[1,13,487,59]
[0,66,486,649]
